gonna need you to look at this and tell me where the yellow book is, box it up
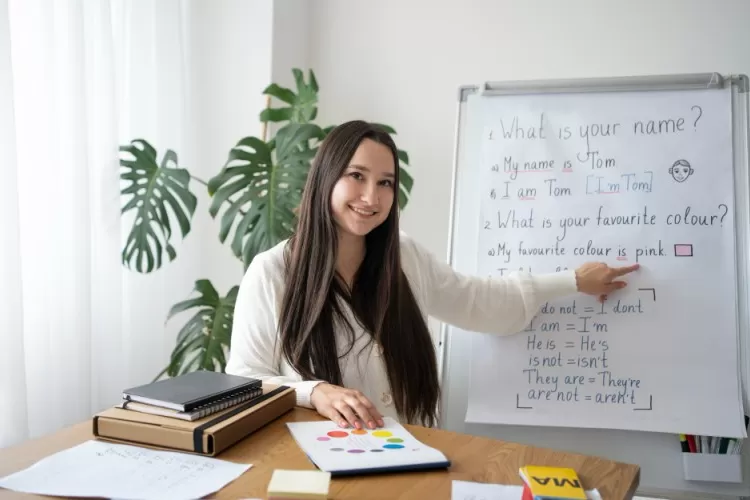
[519,465,587,500]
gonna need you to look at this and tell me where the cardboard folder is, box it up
[93,383,295,456]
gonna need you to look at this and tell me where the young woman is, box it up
[225,120,639,430]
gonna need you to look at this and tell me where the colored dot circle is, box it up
[317,437,330,441]
[327,430,348,438]
[330,448,344,452]
[383,444,404,449]
[386,438,403,443]
[351,429,367,435]
[372,430,392,438]
[347,449,365,453]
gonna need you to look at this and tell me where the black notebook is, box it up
[122,371,262,412]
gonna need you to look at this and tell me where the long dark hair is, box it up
[278,120,439,426]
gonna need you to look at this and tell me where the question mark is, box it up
[718,203,728,226]
[691,105,703,130]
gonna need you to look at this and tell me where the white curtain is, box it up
[0,0,199,448]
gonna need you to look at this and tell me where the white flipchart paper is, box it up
[465,87,746,437]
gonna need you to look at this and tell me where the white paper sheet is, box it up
[286,417,449,473]
[451,480,601,500]
[465,86,746,438]
[0,440,252,500]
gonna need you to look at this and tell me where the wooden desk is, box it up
[0,408,640,499]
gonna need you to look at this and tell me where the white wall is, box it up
[189,0,274,297]
[271,0,310,102]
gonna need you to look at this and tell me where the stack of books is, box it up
[93,371,296,456]
[118,370,265,421]
[519,465,587,500]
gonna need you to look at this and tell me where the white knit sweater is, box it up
[225,232,578,422]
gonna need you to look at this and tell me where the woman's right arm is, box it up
[225,252,324,409]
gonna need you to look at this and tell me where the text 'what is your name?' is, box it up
[487,111,694,142]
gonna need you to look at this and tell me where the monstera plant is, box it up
[118,68,414,380]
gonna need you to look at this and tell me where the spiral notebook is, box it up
[122,371,262,413]
[119,385,263,421]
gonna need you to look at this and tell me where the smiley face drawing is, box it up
[669,159,693,183]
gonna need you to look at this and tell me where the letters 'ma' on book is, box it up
[519,465,587,500]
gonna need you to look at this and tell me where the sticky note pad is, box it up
[267,469,331,499]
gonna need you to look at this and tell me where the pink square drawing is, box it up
[674,244,693,257]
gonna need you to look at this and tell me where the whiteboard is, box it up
[438,73,750,499]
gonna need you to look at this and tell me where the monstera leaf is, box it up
[260,68,318,124]
[397,161,414,210]
[156,279,238,380]
[120,139,197,273]
[208,122,323,268]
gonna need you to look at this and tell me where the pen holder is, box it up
[682,453,743,483]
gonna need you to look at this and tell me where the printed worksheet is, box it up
[0,440,252,500]
[286,417,450,474]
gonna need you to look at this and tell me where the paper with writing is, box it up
[451,480,602,500]
[0,440,252,500]
[465,87,746,437]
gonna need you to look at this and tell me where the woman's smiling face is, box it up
[330,138,396,238]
